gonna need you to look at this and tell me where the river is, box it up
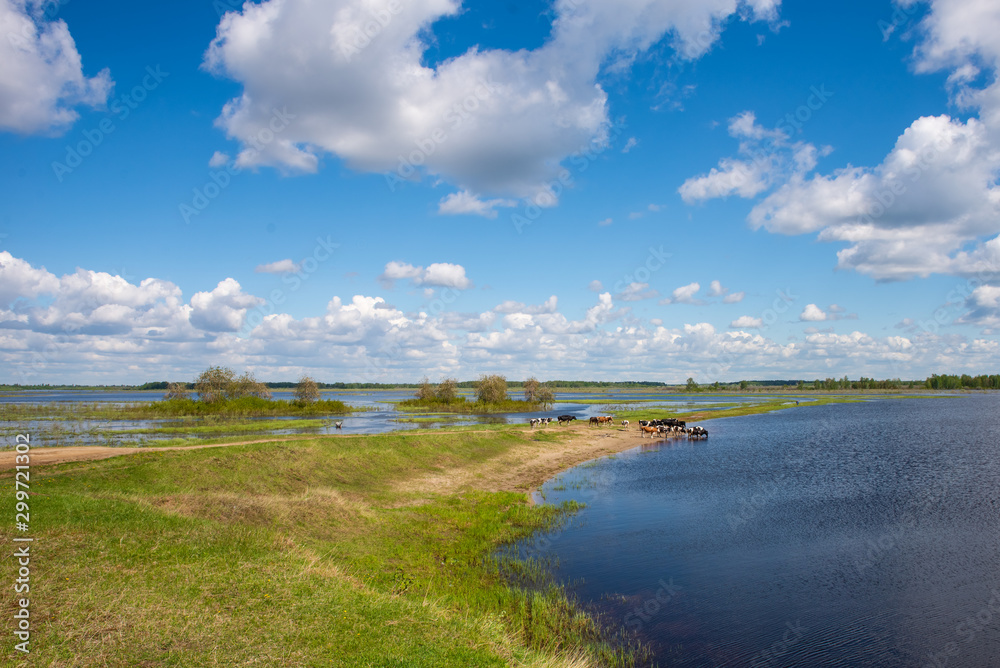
[525,394,1000,667]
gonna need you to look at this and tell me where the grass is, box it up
[0,397,356,421]
[397,397,550,414]
[610,395,874,422]
[1,429,648,667]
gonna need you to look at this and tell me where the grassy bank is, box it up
[1,429,646,667]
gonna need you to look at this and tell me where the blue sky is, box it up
[1,0,999,384]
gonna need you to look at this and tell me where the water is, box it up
[0,389,811,445]
[527,395,1000,667]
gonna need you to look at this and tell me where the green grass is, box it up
[1,429,647,667]
[397,397,549,414]
[0,397,356,421]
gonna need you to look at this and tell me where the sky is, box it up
[1,0,999,385]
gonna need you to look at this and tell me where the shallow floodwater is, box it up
[1,389,816,445]
[526,395,1000,667]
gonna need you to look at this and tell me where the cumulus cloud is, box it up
[730,315,763,329]
[0,251,60,304]
[2,252,997,384]
[378,261,472,290]
[190,278,264,332]
[683,2,1000,283]
[255,259,301,274]
[494,296,558,315]
[708,280,729,297]
[202,0,782,203]
[723,291,746,304]
[800,304,827,322]
[661,282,702,305]
[0,0,113,134]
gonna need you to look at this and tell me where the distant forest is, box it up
[2,375,998,391]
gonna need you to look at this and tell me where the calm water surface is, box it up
[528,395,1000,667]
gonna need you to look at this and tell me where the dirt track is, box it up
[0,426,654,494]
[0,435,325,470]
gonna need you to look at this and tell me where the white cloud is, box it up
[684,3,1000,283]
[588,280,604,292]
[723,291,746,304]
[208,151,230,167]
[422,263,473,289]
[202,0,782,201]
[3,251,998,384]
[708,280,728,297]
[621,137,638,153]
[679,110,827,204]
[0,251,59,304]
[0,0,113,135]
[190,278,264,332]
[661,282,701,305]
[730,315,763,329]
[494,296,558,315]
[255,259,301,274]
[615,282,659,302]
[437,190,517,219]
[378,261,472,289]
[598,217,613,226]
[800,304,827,322]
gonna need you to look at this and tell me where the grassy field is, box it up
[1,428,647,667]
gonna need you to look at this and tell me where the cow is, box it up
[529,418,541,429]
[558,415,576,424]
[334,421,343,429]
[589,416,600,426]
[640,425,659,438]
[545,417,553,424]
[621,420,629,430]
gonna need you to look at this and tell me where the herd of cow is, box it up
[528,414,708,439]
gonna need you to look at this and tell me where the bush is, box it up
[294,376,320,404]
[476,374,508,404]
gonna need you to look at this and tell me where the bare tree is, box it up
[415,377,436,401]
[232,371,272,400]
[523,377,540,402]
[194,366,236,403]
[436,377,458,402]
[536,384,555,408]
[476,374,508,404]
[163,382,190,401]
[293,375,320,404]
